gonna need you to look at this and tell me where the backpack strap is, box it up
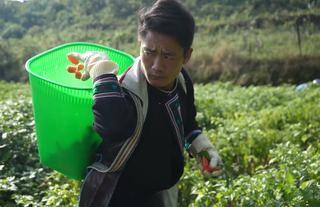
[177,72,187,94]
[89,91,144,172]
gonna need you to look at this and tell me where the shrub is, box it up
[1,81,319,206]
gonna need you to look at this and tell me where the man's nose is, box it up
[151,55,164,72]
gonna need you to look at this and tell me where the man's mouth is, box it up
[149,74,165,80]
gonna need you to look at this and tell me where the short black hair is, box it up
[138,0,195,51]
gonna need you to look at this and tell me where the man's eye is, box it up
[163,54,175,60]
[144,50,153,55]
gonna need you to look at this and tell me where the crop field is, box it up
[0,81,319,207]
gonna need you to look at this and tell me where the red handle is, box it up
[201,156,221,173]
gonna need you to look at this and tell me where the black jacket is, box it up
[79,67,201,207]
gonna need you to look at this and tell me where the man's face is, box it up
[139,31,192,90]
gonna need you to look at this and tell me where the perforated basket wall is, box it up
[25,42,135,180]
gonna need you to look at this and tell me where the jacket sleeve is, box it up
[181,69,202,150]
[92,74,137,143]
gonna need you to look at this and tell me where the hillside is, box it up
[0,0,320,85]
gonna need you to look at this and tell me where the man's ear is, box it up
[183,48,193,64]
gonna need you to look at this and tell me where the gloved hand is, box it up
[66,51,119,81]
[189,134,223,176]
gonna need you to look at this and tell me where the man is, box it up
[73,0,222,206]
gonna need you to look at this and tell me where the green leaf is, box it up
[286,172,295,185]
[300,180,315,190]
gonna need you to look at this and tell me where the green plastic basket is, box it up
[25,42,135,180]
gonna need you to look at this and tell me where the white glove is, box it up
[190,134,223,176]
[67,51,119,80]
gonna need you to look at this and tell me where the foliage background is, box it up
[0,0,320,84]
[0,0,320,206]
[1,81,319,206]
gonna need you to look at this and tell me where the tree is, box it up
[0,41,20,81]
[1,23,26,39]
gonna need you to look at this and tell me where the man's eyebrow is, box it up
[162,50,176,56]
[143,47,156,52]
